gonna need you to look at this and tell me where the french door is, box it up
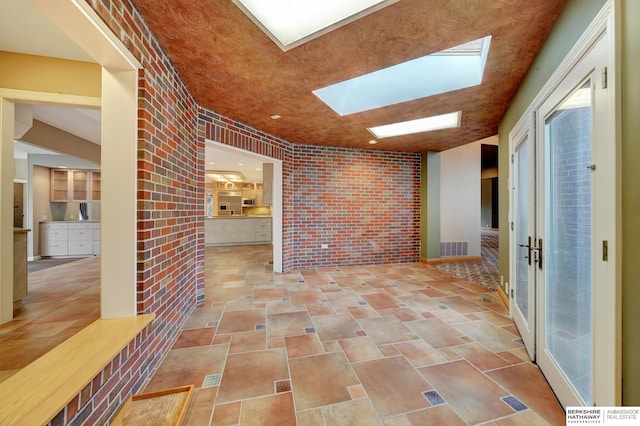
[511,29,617,408]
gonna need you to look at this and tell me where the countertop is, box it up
[39,220,100,223]
[205,216,271,219]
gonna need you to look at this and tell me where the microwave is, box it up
[242,198,256,206]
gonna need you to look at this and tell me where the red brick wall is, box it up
[293,145,421,268]
[200,108,421,271]
[49,0,203,424]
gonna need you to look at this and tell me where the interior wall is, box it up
[440,140,482,256]
[0,52,101,97]
[30,165,49,258]
[620,0,640,406]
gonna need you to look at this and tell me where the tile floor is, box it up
[0,256,100,383]
[146,245,565,425]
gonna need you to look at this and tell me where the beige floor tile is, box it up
[289,352,359,410]
[358,316,412,345]
[211,402,241,426]
[405,405,466,426]
[405,318,466,348]
[418,360,513,424]
[284,334,324,359]
[362,292,399,309]
[339,336,384,362]
[452,343,510,371]
[312,313,361,341]
[145,344,228,392]
[267,311,313,338]
[182,387,217,426]
[217,309,266,334]
[354,356,431,417]
[217,348,289,403]
[487,363,565,425]
[394,340,447,367]
[322,398,383,426]
[229,330,267,354]
[239,392,296,426]
[454,320,523,352]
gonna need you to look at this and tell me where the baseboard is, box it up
[421,256,482,265]
[497,284,509,310]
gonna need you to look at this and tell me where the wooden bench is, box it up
[0,314,155,425]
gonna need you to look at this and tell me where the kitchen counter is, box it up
[205,216,272,246]
[40,220,100,223]
[205,216,271,219]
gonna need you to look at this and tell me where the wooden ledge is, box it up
[0,313,155,426]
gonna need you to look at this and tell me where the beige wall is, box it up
[620,0,640,406]
[0,51,100,97]
[31,165,50,258]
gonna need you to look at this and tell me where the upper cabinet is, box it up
[50,169,101,202]
[91,172,101,201]
[50,169,71,202]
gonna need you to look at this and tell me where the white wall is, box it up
[440,141,482,256]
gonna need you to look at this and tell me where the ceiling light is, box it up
[232,0,398,51]
[314,36,491,116]
[368,111,461,139]
[270,114,282,120]
[206,171,245,183]
[368,140,378,145]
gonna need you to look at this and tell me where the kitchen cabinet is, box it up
[90,172,101,201]
[50,169,101,202]
[51,169,70,202]
[40,221,100,257]
[205,217,272,246]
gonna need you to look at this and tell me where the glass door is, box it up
[511,29,617,407]
[537,78,594,407]
[511,126,536,360]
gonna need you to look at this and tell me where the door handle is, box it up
[530,238,543,270]
[517,236,532,266]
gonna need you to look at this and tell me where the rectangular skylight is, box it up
[368,111,462,139]
[313,36,492,116]
[232,0,398,51]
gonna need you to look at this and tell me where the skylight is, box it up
[313,36,492,116]
[232,0,399,51]
[368,111,461,139]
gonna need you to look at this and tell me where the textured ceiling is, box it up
[132,0,565,152]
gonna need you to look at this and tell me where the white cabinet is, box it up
[40,222,68,256]
[205,217,272,246]
[40,222,100,257]
[254,218,272,242]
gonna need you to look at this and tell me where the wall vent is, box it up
[440,241,468,257]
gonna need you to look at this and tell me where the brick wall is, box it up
[200,109,421,271]
[49,0,203,424]
[49,0,421,423]
[293,145,421,269]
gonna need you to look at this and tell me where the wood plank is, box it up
[111,385,194,426]
[0,314,155,426]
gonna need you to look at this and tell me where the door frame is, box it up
[508,0,620,406]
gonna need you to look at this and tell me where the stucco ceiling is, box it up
[132,0,565,152]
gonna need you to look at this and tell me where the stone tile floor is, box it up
[146,245,565,425]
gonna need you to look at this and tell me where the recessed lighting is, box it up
[233,0,398,51]
[368,111,461,139]
[238,163,244,166]
[368,140,378,145]
[270,114,282,120]
[208,162,215,165]
[313,36,491,116]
